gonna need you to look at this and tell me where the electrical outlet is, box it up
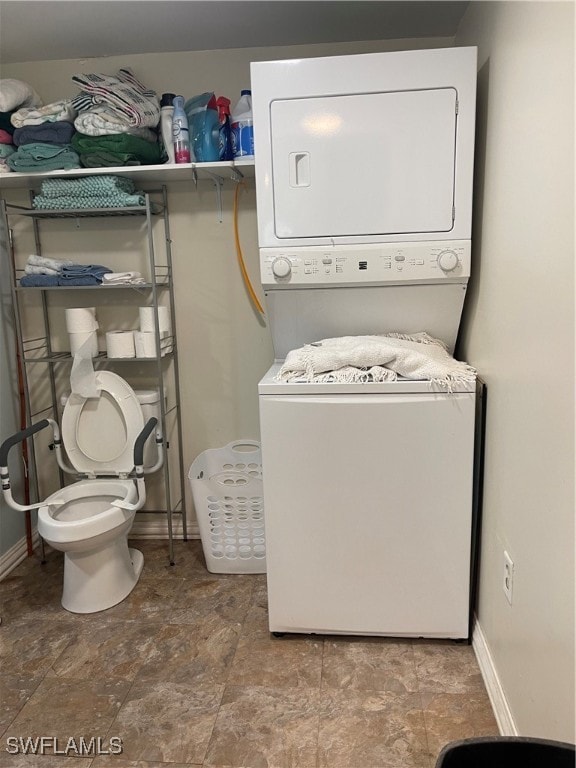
[503,550,514,605]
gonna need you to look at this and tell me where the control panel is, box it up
[261,241,471,288]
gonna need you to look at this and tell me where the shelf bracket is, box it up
[204,171,225,223]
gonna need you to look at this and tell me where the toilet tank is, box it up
[134,389,163,469]
[60,388,164,470]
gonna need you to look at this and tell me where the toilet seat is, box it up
[62,371,144,475]
[39,479,137,543]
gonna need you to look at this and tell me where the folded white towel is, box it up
[25,264,59,276]
[11,99,77,127]
[74,108,158,142]
[71,68,159,129]
[0,79,42,112]
[27,253,74,271]
[101,271,146,285]
[276,332,476,388]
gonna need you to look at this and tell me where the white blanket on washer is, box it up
[276,333,476,388]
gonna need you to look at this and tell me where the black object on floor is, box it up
[436,736,576,768]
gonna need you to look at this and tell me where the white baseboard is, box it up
[0,530,40,580]
[472,618,518,736]
[129,511,199,540]
[0,515,199,581]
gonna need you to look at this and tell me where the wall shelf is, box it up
[0,159,255,190]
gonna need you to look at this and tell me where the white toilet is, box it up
[35,372,162,613]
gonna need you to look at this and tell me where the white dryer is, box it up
[252,47,479,638]
[251,46,477,249]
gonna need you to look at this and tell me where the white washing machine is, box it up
[251,47,478,638]
[257,243,477,639]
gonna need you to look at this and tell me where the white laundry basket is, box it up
[188,440,266,574]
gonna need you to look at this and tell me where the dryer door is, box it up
[270,88,457,239]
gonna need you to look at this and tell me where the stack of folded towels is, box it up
[70,68,161,166]
[1,78,81,173]
[1,69,163,172]
[20,254,112,287]
[0,128,15,172]
[32,174,146,210]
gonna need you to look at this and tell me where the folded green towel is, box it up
[33,192,145,209]
[71,132,161,166]
[39,174,136,198]
[7,142,80,172]
[0,144,15,158]
[78,152,144,168]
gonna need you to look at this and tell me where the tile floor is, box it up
[0,539,498,768]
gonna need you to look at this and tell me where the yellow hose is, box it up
[233,181,265,315]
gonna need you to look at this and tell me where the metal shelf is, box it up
[2,186,187,564]
[14,282,169,291]
[5,203,164,218]
[22,350,175,364]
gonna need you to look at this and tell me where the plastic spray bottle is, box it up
[216,96,234,161]
[171,95,191,164]
[160,93,176,164]
[231,89,254,159]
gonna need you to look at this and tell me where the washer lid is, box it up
[258,362,476,395]
[62,371,144,475]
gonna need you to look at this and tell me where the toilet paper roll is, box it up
[134,331,156,359]
[65,307,98,333]
[134,332,173,358]
[70,334,100,398]
[106,330,135,358]
[139,306,171,335]
[69,330,98,358]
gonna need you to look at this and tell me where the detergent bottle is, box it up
[231,89,254,159]
[171,95,191,164]
[216,96,234,161]
[185,93,220,162]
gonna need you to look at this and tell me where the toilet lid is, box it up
[62,371,144,475]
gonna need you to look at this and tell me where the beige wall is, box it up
[1,36,453,522]
[457,1,575,742]
[3,4,574,744]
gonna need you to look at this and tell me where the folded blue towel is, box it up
[56,275,103,286]
[20,264,112,287]
[60,263,112,279]
[20,274,60,287]
[13,121,75,147]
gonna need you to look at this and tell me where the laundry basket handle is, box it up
[226,439,260,455]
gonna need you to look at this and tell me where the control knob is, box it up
[271,257,292,279]
[437,250,460,272]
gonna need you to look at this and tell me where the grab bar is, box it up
[0,420,64,512]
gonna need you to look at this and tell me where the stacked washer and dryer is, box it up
[251,46,479,638]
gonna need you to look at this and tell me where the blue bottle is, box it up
[216,97,234,161]
[231,89,254,159]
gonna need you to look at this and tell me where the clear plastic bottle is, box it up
[231,89,254,159]
[171,95,191,164]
